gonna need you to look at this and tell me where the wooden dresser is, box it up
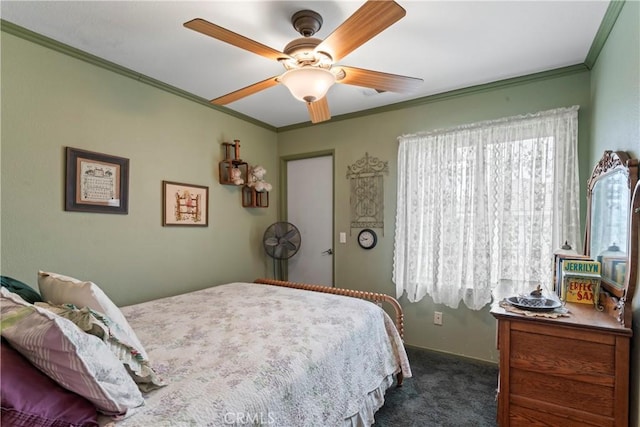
[490,303,631,427]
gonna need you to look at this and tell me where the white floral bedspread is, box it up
[111,282,411,426]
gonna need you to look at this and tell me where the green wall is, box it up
[277,71,592,362]
[590,1,639,163]
[588,2,639,425]
[1,32,279,306]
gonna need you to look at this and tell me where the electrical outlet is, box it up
[434,311,443,325]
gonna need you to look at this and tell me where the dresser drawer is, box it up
[510,329,616,383]
[509,399,615,427]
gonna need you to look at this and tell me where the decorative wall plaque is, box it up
[346,152,388,233]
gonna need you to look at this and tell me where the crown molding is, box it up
[584,0,626,69]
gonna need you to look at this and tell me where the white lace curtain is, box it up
[393,106,581,310]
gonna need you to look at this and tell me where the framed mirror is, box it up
[584,151,638,324]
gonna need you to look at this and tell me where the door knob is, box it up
[322,248,333,255]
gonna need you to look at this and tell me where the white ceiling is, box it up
[1,1,610,128]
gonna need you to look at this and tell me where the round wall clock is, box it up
[357,229,378,250]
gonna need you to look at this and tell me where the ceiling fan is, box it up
[184,0,423,124]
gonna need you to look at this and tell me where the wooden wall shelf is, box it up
[218,139,269,207]
[218,140,248,186]
[242,186,269,208]
[219,159,248,185]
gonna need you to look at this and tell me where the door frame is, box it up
[279,150,335,284]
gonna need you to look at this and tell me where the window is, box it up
[393,107,580,309]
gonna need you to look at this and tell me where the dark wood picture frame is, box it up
[162,180,209,227]
[65,147,129,214]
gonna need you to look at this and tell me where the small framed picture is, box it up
[65,147,129,214]
[162,181,209,227]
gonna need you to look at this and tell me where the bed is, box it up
[1,275,410,427]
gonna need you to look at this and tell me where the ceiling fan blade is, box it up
[315,0,406,63]
[335,66,423,93]
[211,76,280,105]
[307,97,331,124]
[184,18,290,62]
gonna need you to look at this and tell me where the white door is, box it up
[286,155,333,286]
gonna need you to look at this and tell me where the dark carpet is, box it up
[374,346,499,427]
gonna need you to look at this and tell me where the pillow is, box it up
[1,338,99,427]
[1,276,43,304]
[0,288,144,415]
[37,302,166,392]
[37,271,148,360]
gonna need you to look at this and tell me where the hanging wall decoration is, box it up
[346,152,388,234]
[65,147,129,214]
[162,181,209,226]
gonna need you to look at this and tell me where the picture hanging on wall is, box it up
[65,147,129,214]
[162,180,209,227]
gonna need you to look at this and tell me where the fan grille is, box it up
[263,222,301,260]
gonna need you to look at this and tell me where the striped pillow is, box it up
[0,288,144,416]
[37,271,148,361]
[37,302,166,392]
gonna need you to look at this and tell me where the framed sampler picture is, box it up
[65,147,129,214]
[162,181,209,227]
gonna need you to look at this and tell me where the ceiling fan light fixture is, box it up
[280,67,336,103]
